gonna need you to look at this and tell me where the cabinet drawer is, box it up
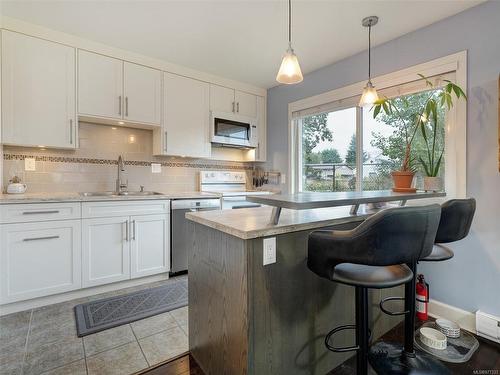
[82,200,170,218]
[0,202,81,224]
[0,220,81,303]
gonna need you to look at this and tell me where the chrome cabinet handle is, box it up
[132,220,136,240]
[22,210,60,215]
[69,119,73,144]
[237,102,240,113]
[119,96,122,116]
[125,97,129,116]
[23,235,59,242]
[125,220,129,241]
[164,131,168,153]
[232,101,235,113]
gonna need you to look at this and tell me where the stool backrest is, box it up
[307,205,441,277]
[435,198,476,243]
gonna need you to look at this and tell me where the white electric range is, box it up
[199,170,272,209]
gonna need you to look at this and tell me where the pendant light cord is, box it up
[368,22,371,80]
[288,0,292,45]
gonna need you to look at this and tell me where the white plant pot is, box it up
[423,176,443,192]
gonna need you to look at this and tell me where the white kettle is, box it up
[7,176,27,194]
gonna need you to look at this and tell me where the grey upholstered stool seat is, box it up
[307,205,441,375]
[332,263,413,288]
[420,198,476,262]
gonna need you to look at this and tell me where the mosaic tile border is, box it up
[3,153,253,170]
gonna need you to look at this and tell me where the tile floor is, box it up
[0,281,189,375]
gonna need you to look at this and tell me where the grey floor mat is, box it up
[414,321,479,363]
[74,277,188,337]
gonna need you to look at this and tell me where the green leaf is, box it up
[382,102,389,115]
[433,152,444,177]
[419,156,430,176]
[373,105,381,118]
[420,121,428,142]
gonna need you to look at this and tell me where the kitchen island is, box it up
[185,191,444,375]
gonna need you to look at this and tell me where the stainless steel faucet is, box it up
[116,155,128,193]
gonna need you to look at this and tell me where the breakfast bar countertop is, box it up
[186,190,446,239]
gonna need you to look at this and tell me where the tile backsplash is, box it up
[2,122,253,193]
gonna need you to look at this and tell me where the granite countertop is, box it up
[0,191,221,204]
[186,205,376,239]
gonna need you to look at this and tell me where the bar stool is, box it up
[307,205,441,375]
[370,198,476,374]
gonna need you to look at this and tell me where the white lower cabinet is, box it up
[130,214,170,278]
[0,220,81,304]
[82,216,131,288]
[82,201,170,288]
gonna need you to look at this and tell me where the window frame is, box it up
[288,51,467,198]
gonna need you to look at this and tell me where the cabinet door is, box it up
[209,84,235,113]
[78,50,123,120]
[235,90,257,118]
[123,62,162,125]
[255,95,267,161]
[162,72,210,158]
[130,214,170,278]
[82,217,130,287]
[0,220,81,303]
[1,30,76,148]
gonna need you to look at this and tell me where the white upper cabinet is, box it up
[123,62,162,125]
[209,84,257,119]
[209,84,235,114]
[235,90,257,118]
[78,52,161,126]
[255,95,267,162]
[1,31,76,148]
[155,72,210,158]
[78,50,123,120]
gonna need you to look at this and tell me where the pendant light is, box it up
[276,0,303,84]
[359,16,379,106]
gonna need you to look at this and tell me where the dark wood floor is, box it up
[140,319,500,375]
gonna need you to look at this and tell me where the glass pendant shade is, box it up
[359,80,379,106]
[276,46,303,84]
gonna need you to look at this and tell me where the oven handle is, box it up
[231,204,262,209]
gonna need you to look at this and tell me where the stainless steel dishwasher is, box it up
[170,198,221,275]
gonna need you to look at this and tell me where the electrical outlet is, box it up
[263,237,276,266]
[25,158,36,171]
[151,163,161,173]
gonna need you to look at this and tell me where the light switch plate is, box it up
[25,158,36,171]
[151,163,161,173]
[263,237,276,265]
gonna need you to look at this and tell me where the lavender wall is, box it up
[266,1,500,315]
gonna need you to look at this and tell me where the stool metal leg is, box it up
[355,286,369,375]
[403,261,417,356]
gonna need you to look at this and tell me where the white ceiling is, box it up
[1,0,483,88]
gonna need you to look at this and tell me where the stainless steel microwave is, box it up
[210,111,258,148]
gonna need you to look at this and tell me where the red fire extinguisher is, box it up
[416,274,430,321]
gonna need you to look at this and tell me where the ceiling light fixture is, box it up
[276,0,303,84]
[359,16,379,106]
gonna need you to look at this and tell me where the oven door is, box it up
[211,112,256,148]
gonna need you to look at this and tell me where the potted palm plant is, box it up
[418,75,466,191]
[372,74,466,192]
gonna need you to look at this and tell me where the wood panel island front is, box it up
[185,191,445,375]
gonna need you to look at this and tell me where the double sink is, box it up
[79,191,163,197]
